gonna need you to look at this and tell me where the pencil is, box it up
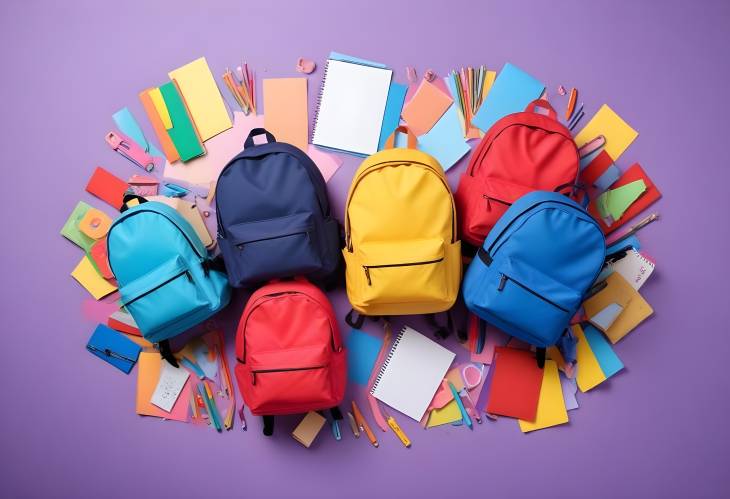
[352,401,378,448]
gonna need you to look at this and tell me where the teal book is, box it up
[159,81,205,161]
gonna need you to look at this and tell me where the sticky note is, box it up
[427,399,463,427]
[151,361,191,412]
[589,302,624,332]
[149,87,172,129]
[71,256,117,300]
[292,411,326,448]
[401,79,453,136]
[574,104,638,161]
[345,329,383,385]
[136,352,191,422]
[263,78,308,151]
[519,360,568,432]
[418,105,471,170]
[575,325,607,392]
[308,145,343,182]
[486,347,543,420]
[85,167,129,210]
[159,81,205,162]
[583,325,624,378]
[168,57,232,141]
[584,273,653,343]
[471,63,545,132]
[61,201,96,251]
[378,82,408,150]
[596,179,647,222]
[113,107,164,159]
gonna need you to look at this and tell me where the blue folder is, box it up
[86,324,142,374]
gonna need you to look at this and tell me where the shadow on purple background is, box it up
[1,0,728,497]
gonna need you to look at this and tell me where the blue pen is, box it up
[331,420,341,441]
[448,381,472,429]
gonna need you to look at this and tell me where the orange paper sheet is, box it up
[263,78,308,151]
[136,352,191,422]
[402,80,453,136]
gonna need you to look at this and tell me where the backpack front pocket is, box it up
[224,212,323,285]
[482,257,581,345]
[356,238,448,305]
[119,256,209,337]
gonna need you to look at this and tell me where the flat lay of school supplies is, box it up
[61,50,662,446]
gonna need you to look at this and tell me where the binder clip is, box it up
[105,130,159,172]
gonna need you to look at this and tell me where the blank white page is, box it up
[312,59,392,155]
[370,326,456,421]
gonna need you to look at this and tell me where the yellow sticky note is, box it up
[427,400,463,427]
[169,57,233,141]
[519,360,568,432]
[575,325,607,392]
[574,104,638,160]
[149,87,172,129]
[71,256,116,300]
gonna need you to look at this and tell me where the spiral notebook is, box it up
[370,326,456,421]
[312,58,392,156]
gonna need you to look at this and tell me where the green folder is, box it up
[159,81,205,162]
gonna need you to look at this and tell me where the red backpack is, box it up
[455,99,580,247]
[235,278,346,435]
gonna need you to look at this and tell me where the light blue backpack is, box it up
[107,201,231,351]
[462,191,605,364]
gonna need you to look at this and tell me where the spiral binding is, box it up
[369,325,406,395]
[310,59,331,144]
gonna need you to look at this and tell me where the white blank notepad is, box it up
[370,326,456,421]
[312,59,392,155]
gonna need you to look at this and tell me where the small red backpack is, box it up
[235,278,346,435]
[455,99,581,247]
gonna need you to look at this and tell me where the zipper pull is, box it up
[498,274,507,291]
[185,270,193,282]
[363,266,372,286]
[483,194,490,209]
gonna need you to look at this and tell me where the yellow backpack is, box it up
[343,126,462,317]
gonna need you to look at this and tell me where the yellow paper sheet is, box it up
[574,325,607,392]
[149,87,172,129]
[263,78,308,151]
[427,400,462,427]
[168,57,232,141]
[71,256,116,300]
[583,273,653,344]
[574,104,638,161]
[519,360,568,432]
[482,70,497,101]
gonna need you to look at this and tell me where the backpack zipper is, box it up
[251,365,325,385]
[363,257,444,286]
[121,270,193,307]
[497,273,569,312]
[483,194,511,207]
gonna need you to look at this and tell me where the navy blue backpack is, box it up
[215,128,341,287]
[462,191,605,364]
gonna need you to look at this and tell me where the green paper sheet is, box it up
[159,82,205,162]
[597,179,646,221]
[60,201,95,251]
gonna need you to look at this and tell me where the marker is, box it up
[352,401,378,448]
[347,412,360,438]
[383,407,411,448]
[448,382,472,429]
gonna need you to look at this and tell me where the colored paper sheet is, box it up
[575,325,608,392]
[418,105,471,170]
[401,79,453,136]
[159,81,205,162]
[151,361,191,412]
[345,328,383,385]
[85,167,129,209]
[168,57,232,141]
[608,248,655,290]
[471,63,545,132]
[596,179,646,221]
[60,201,96,251]
[149,87,172,129]
[560,374,579,410]
[583,325,624,378]
[476,361,496,412]
[589,302,624,332]
[486,347,543,420]
[71,256,117,300]
[263,78,308,151]
[427,399,462,427]
[584,273,653,343]
[113,107,165,159]
[579,146,603,170]
[574,104,638,161]
[471,323,511,364]
[307,145,343,182]
[329,51,387,68]
[378,82,408,150]
[136,352,191,422]
[518,360,568,432]
[580,149,614,187]
[445,366,466,392]
[139,89,180,162]
[164,112,263,185]
[86,324,142,374]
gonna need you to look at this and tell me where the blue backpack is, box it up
[107,201,231,347]
[462,191,605,359]
[215,128,341,287]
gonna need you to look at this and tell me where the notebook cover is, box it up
[485,347,543,420]
[85,166,129,209]
[86,324,142,374]
[139,88,180,162]
[159,80,205,162]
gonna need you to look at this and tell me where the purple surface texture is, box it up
[1,0,728,497]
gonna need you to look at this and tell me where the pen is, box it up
[331,420,342,441]
[460,390,482,424]
[383,407,411,448]
[347,411,360,438]
[352,401,378,448]
[86,345,135,363]
[608,213,659,247]
[448,382,472,429]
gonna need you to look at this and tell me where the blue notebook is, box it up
[86,324,142,374]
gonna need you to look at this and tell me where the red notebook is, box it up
[86,167,129,209]
[486,347,543,421]
[580,150,614,187]
[588,163,661,234]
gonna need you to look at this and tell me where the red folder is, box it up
[486,347,543,420]
[86,167,129,209]
[588,163,661,234]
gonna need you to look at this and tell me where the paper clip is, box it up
[105,130,157,172]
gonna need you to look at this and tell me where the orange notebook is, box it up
[139,88,180,162]
[262,78,308,151]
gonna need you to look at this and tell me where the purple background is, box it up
[2,0,728,497]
